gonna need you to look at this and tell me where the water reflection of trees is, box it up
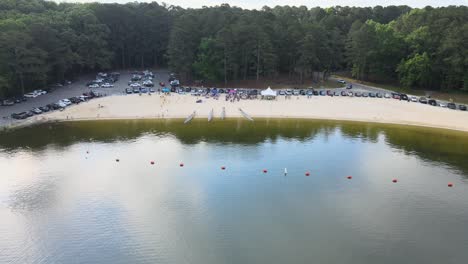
[1,119,468,174]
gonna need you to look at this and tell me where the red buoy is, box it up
[150,161,155,165]
[180,163,184,167]
[221,166,226,170]
[392,179,398,183]
[263,169,268,173]
[448,182,454,187]
[305,172,310,176]
[347,176,352,179]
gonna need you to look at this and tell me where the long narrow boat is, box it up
[208,109,214,122]
[184,111,196,124]
[221,107,226,120]
[239,108,254,121]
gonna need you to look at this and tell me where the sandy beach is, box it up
[16,93,464,132]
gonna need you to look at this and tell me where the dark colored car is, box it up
[13,96,26,104]
[46,103,57,110]
[299,90,306,96]
[69,97,81,104]
[11,112,30,119]
[313,90,319,96]
[83,92,96,99]
[326,90,333,96]
[419,97,428,104]
[354,92,362,97]
[400,94,409,101]
[126,88,133,94]
[39,106,50,112]
[133,87,140,93]
[459,105,467,111]
[428,99,437,106]
[392,93,400,100]
[362,92,369,98]
[447,103,457,110]
[369,93,376,98]
[185,87,191,93]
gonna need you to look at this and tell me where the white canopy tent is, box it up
[261,87,277,98]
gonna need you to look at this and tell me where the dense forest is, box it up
[0,0,467,98]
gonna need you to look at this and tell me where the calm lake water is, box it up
[1,119,468,264]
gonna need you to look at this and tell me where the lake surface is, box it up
[1,119,468,264]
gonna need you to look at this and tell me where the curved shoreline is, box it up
[4,94,468,133]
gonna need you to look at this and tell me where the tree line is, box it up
[0,0,467,98]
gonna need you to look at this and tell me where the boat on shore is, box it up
[208,109,214,122]
[184,111,196,124]
[239,108,253,121]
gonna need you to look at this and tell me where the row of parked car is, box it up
[1,90,48,107]
[276,89,467,111]
[125,87,156,94]
[87,72,120,89]
[10,92,101,120]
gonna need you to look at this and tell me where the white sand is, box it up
[36,94,468,132]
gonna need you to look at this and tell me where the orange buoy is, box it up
[180,163,184,167]
[263,169,268,173]
[305,172,310,176]
[347,176,352,179]
[150,161,155,165]
[221,166,226,170]
[448,182,454,187]
[392,179,398,183]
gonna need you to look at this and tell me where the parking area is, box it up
[0,70,170,127]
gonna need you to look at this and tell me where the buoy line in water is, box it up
[87,152,456,188]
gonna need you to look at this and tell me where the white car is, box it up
[57,101,67,108]
[59,99,72,106]
[34,90,47,95]
[410,96,418,102]
[130,83,141,88]
[338,79,346,84]
[32,108,42,114]
[24,92,39,98]
[101,83,114,88]
[88,84,100,88]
